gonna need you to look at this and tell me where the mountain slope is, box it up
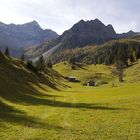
[0,21,59,56]
[0,53,66,103]
[25,19,138,61]
[47,37,140,64]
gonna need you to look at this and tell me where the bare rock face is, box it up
[57,19,138,50]
[0,21,59,56]
[58,19,117,49]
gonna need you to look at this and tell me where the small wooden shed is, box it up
[87,81,95,86]
[68,76,76,82]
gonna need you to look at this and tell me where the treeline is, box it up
[49,39,140,66]
[26,56,52,73]
[0,48,52,74]
[0,47,10,57]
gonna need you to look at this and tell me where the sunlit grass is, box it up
[0,57,140,139]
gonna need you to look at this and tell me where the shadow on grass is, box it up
[0,82,62,104]
[0,56,66,92]
[0,91,125,111]
[0,56,65,103]
[127,61,139,68]
[74,63,88,70]
[0,86,125,111]
[24,97,126,111]
[0,100,63,130]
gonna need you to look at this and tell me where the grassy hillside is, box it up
[53,60,140,84]
[125,61,140,82]
[1,56,140,139]
[53,62,116,85]
[0,55,66,95]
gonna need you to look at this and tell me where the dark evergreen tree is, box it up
[69,57,76,65]
[37,56,46,72]
[129,54,134,63]
[105,57,109,65]
[26,60,38,73]
[5,47,10,56]
[47,62,53,69]
[135,46,140,58]
[117,46,128,66]
[0,49,4,58]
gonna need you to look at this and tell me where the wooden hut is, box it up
[87,81,95,86]
[68,76,76,82]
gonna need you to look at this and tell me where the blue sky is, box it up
[0,0,139,34]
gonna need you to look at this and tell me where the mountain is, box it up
[58,19,118,49]
[0,21,59,56]
[118,30,139,38]
[25,19,138,61]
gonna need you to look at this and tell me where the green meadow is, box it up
[0,56,140,140]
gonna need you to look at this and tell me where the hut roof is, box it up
[68,76,76,79]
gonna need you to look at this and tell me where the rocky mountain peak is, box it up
[21,20,41,29]
[0,21,59,56]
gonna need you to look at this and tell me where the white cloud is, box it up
[0,0,140,34]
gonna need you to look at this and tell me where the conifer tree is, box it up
[129,54,134,63]
[47,62,53,69]
[0,49,3,58]
[37,56,46,72]
[69,57,76,65]
[5,47,10,56]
